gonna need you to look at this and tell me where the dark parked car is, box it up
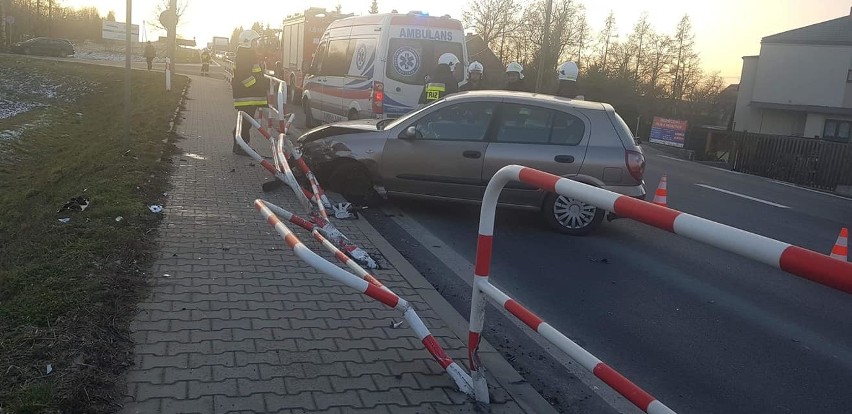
[298,91,647,235]
[12,37,75,57]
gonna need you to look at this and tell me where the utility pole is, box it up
[168,0,177,90]
[124,0,132,143]
[535,0,553,93]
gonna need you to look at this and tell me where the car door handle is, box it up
[554,155,575,163]
[463,151,481,159]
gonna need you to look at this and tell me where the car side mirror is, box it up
[400,126,417,139]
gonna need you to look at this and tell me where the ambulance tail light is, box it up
[372,81,384,115]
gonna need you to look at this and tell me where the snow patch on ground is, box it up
[0,99,47,120]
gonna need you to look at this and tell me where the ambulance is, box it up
[301,11,468,125]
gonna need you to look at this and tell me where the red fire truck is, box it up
[276,7,352,104]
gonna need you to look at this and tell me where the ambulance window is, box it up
[312,41,328,74]
[346,38,377,77]
[323,39,351,76]
[386,38,464,86]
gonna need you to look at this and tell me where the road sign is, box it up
[649,117,688,148]
[102,21,139,42]
[159,9,177,28]
[5,16,15,25]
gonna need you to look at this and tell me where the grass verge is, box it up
[0,56,189,413]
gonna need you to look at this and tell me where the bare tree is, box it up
[462,0,521,50]
[369,0,378,14]
[669,15,700,102]
[641,33,672,98]
[148,0,188,32]
[517,0,587,89]
[628,12,651,82]
[593,11,617,73]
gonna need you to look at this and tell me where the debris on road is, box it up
[58,218,70,224]
[588,257,610,264]
[115,216,123,222]
[57,196,90,213]
[148,205,163,214]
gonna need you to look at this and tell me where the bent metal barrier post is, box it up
[234,75,377,269]
[468,164,852,410]
[254,199,476,396]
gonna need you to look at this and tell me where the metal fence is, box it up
[731,132,852,191]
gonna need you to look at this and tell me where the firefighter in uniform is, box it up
[232,30,269,155]
[504,61,527,92]
[459,61,484,92]
[555,61,584,100]
[419,53,460,104]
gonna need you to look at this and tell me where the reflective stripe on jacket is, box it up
[232,45,268,108]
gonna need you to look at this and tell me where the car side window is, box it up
[411,102,495,141]
[494,104,553,144]
[550,111,586,146]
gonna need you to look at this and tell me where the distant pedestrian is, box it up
[200,48,211,76]
[459,61,485,92]
[144,41,156,71]
[231,30,268,155]
[555,61,584,100]
[504,62,527,92]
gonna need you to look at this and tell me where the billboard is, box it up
[649,117,688,148]
[213,36,230,47]
[102,21,139,42]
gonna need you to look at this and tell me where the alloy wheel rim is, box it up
[553,196,596,229]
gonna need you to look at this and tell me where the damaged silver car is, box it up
[297,91,646,235]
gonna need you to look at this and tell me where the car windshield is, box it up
[378,98,446,130]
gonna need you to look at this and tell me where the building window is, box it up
[847,69,852,82]
[823,119,852,143]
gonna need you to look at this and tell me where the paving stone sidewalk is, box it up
[120,75,530,413]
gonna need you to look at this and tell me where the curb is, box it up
[169,79,191,133]
[347,207,559,414]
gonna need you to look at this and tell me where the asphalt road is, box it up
[357,147,852,414]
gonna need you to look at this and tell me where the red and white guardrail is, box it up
[234,111,378,269]
[468,165,852,410]
[255,199,474,396]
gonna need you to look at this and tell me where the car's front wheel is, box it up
[303,97,316,128]
[329,162,379,206]
[543,193,605,235]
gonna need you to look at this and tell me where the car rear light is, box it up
[625,150,645,182]
[371,81,384,115]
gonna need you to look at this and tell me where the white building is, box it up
[734,10,852,143]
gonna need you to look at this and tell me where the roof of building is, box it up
[762,12,852,46]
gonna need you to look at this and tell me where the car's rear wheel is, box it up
[329,163,379,206]
[303,98,316,128]
[543,193,604,235]
[347,109,358,121]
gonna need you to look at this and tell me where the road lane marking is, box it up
[656,155,686,162]
[766,179,852,201]
[695,184,790,209]
[654,154,747,176]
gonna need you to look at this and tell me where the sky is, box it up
[62,0,852,84]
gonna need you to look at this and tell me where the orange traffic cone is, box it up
[652,175,668,207]
[830,228,848,261]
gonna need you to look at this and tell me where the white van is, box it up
[301,11,468,126]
